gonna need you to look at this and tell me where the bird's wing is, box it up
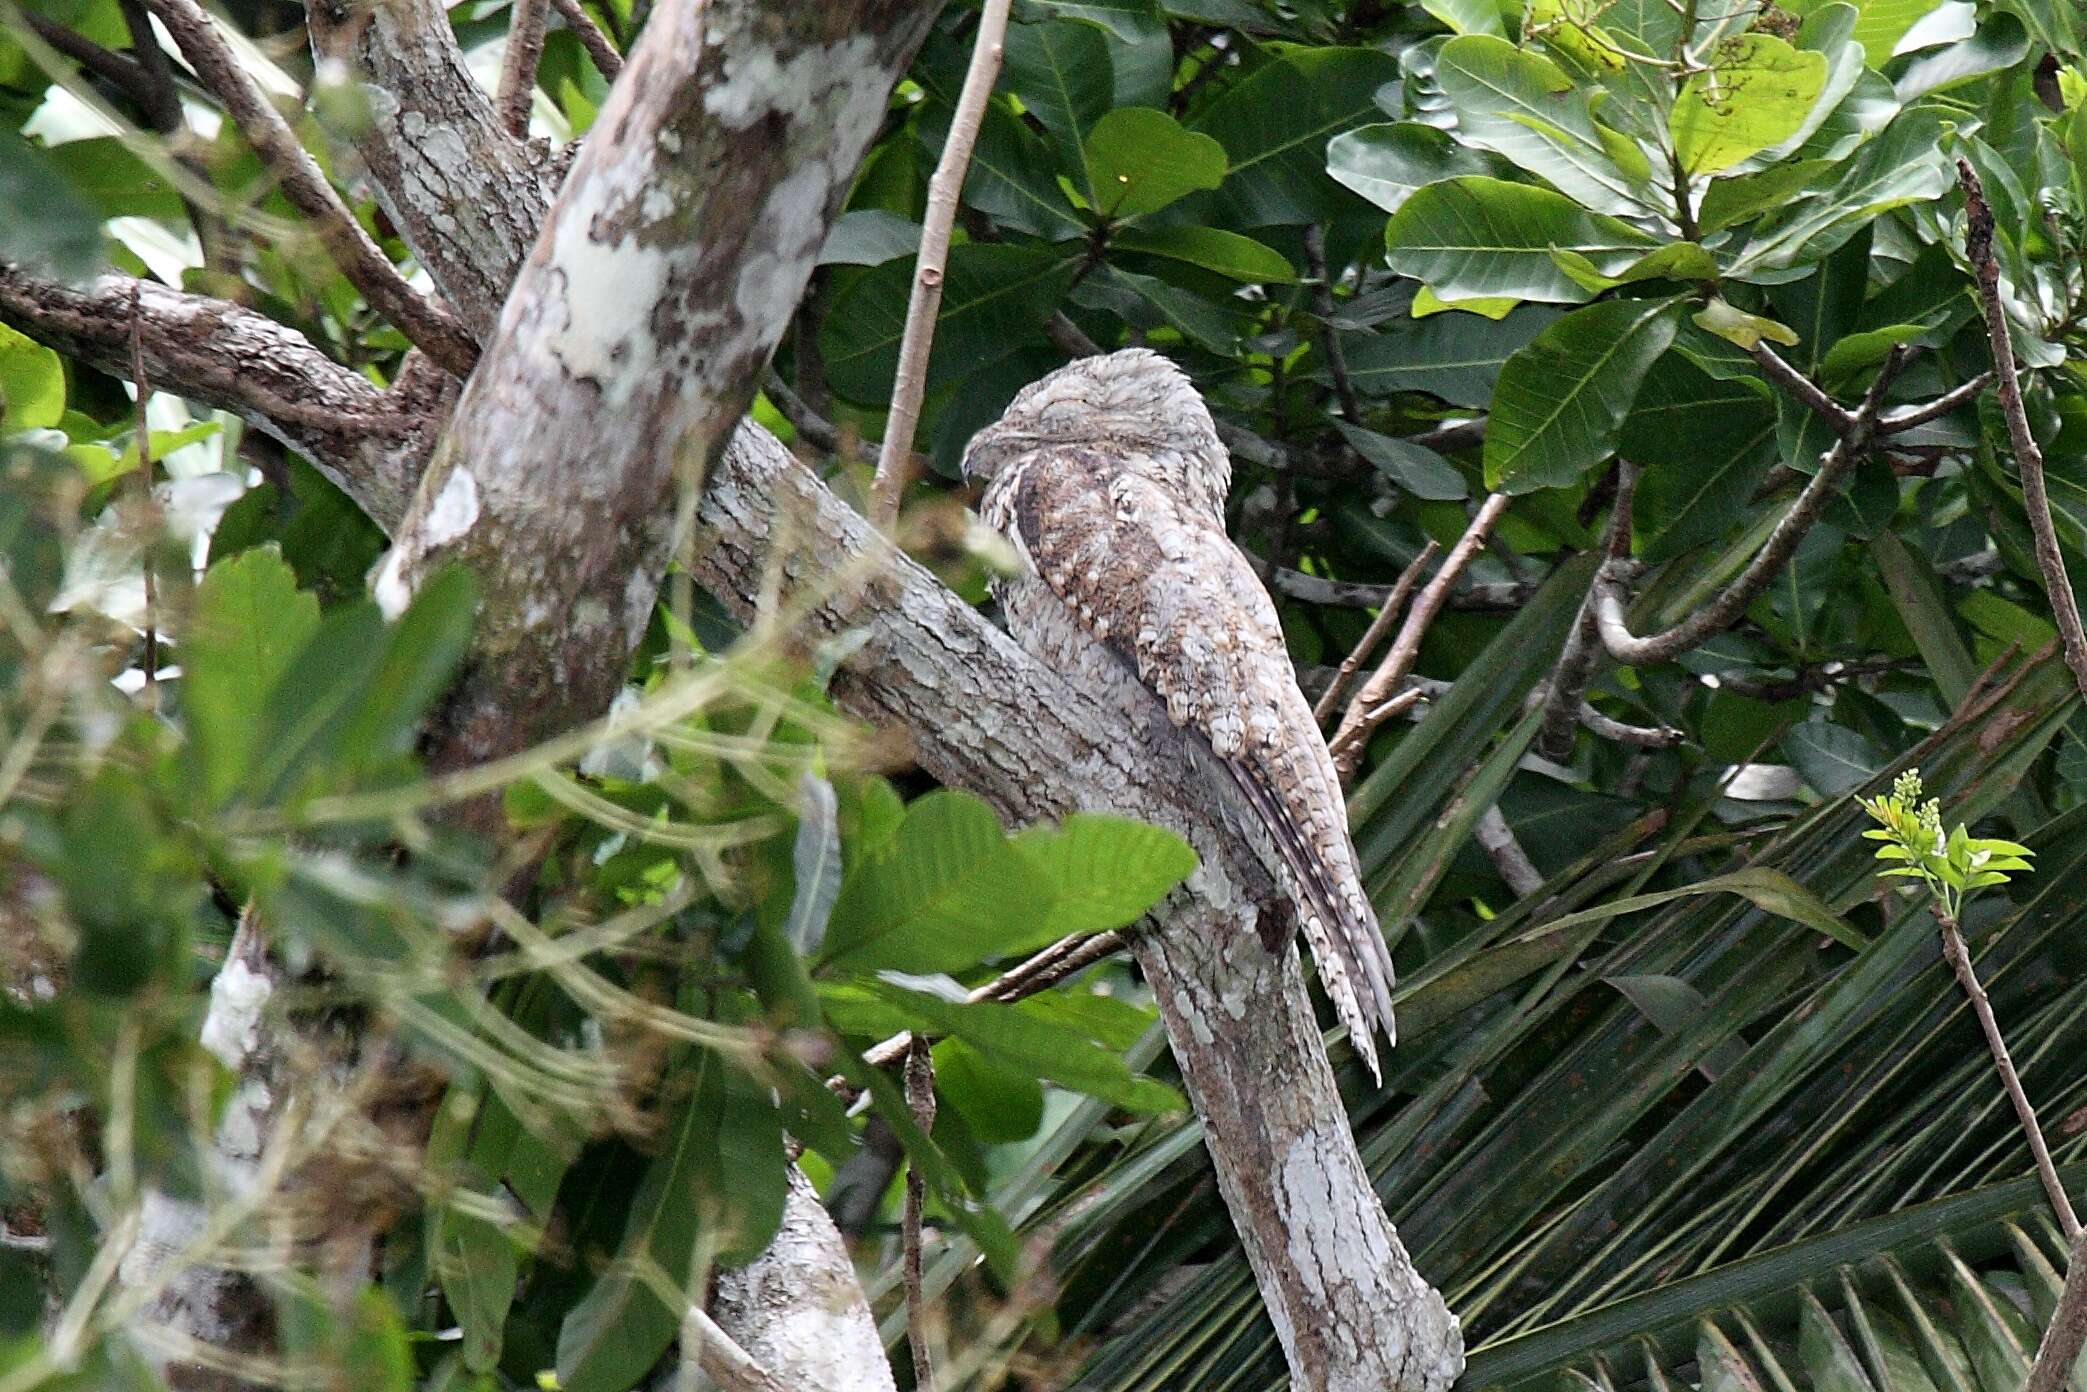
[1002,447,1397,1073]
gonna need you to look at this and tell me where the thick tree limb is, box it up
[1959,159,2087,704]
[141,0,479,376]
[305,0,559,339]
[0,266,436,526]
[371,0,944,783]
[691,425,1465,1392]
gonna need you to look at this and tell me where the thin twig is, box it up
[1879,371,1992,434]
[1312,541,1436,727]
[1304,225,1362,424]
[1576,703,1683,748]
[1327,689,1425,771]
[141,0,479,377]
[1959,159,2087,705]
[1474,805,1543,897]
[1329,493,1510,777]
[1537,460,1636,759]
[678,1304,787,1392]
[868,0,1013,528]
[495,0,549,138]
[1936,913,2082,1241]
[763,366,853,458]
[1593,349,1911,666]
[547,0,621,78]
[127,288,160,709]
[1751,342,1854,434]
[114,0,184,134]
[2026,1231,2087,1392]
[902,1037,937,1391]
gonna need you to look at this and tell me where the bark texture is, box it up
[370,0,943,781]
[690,425,1465,1392]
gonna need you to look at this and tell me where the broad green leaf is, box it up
[1549,240,1720,294]
[1384,176,1658,305]
[1004,17,1113,162]
[1783,721,1884,796]
[1892,11,2030,98]
[1692,298,1801,350]
[941,103,1086,239]
[1435,35,1655,216]
[1018,0,1164,43]
[821,245,1081,404]
[1108,225,1296,281]
[1786,0,1943,64]
[1484,298,1681,492]
[1325,121,1491,214]
[1011,813,1197,939]
[1733,106,1955,272]
[786,774,842,954]
[1336,298,1562,406]
[934,1037,1045,1143]
[0,129,101,280]
[822,790,1057,973]
[816,209,920,267]
[1186,46,1404,226]
[1082,107,1227,218]
[1620,353,1778,560]
[1083,265,1253,353]
[871,984,1183,1112]
[1334,424,1470,499]
[184,547,321,805]
[1670,35,1829,173]
[1422,0,1510,34]
[1606,975,1749,1079]
[1871,532,1977,710]
[0,323,63,431]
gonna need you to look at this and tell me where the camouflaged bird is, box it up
[963,348,1398,1080]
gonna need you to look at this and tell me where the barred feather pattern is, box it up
[964,348,1397,1080]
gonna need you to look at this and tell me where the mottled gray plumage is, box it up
[964,348,1397,1079]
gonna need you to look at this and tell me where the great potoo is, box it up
[964,348,1398,1080]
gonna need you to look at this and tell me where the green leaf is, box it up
[1108,225,1296,281]
[1186,46,1404,226]
[184,547,322,805]
[817,209,920,267]
[934,1038,1045,1143]
[1017,0,1164,44]
[1325,121,1491,214]
[821,245,1081,404]
[786,774,842,954]
[822,791,1057,974]
[1003,17,1113,162]
[1333,423,1470,499]
[1620,353,1778,560]
[942,103,1086,239]
[872,984,1183,1112]
[1434,35,1655,216]
[1892,12,2030,101]
[1383,176,1658,305]
[1534,866,1868,948]
[1082,107,1227,219]
[1084,265,1253,353]
[1483,298,1682,492]
[1011,812,1197,938]
[1783,721,1884,797]
[1692,298,1802,350]
[1336,298,1561,407]
[0,129,102,280]
[1734,105,1954,272]
[1786,0,1943,65]
[1671,34,1830,174]
[0,322,64,431]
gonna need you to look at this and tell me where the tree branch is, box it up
[2026,1232,2087,1392]
[869,0,1012,528]
[548,0,623,77]
[142,0,479,376]
[902,1038,937,1391]
[1313,541,1436,726]
[1329,493,1509,777]
[1958,158,2087,705]
[494,0,550,138]
[1537,461,1636,760]
[1593,349,1910,666]
[0,266,436,527]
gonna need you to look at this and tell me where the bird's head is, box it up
[961,349,1231,507]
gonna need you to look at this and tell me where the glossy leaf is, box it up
[1483,297,1682,492]
[1384,176,1659,305]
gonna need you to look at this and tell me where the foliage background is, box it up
[4,0,2087,1386]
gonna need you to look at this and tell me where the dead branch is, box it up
[1329,492,1510,776]
[869,0,1013,528]
[1537,460,1637,759]
[1958,158,2087,704]
[1313,541,1437,726]
[142,0,479,376]
[903,1038,938,1391]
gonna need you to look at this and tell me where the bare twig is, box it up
[1936,913,2082,1241]
[1879,371,1992,434]
[20,10,155,98]
[1329,493,1510,776]
[1262,562,1530,612]
[114,0,185,135]
[1304,225,1362,424]
[1593,349,1911,666]
[868,0,1013,528]
[1576,703,1683,748]
[902,1037,937,1392]
[1751,342,1854,434]
[495,0,549,137]
[547,0,622,78]
[2026,1232,2087,1392]
[1474,805,1543,897]
[1538,461,1636,759]
[140,0,479,377]
[764,367,854,459]
[1312,541,1436,726]
[1959,159,2087,705]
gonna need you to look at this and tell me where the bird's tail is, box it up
[1292,891,1396,1084]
